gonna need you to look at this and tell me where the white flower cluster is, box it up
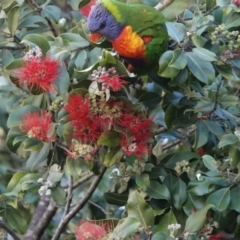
[90,66,117,82]
[23,46,43,61]
[168,223,181,238]
[37,178,55,196]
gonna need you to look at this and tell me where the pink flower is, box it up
[75,222,106,240]
[234,0,240,6]
[20,111,55,142]
[17,56,59,93]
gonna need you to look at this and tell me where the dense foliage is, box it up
[0,0,240,239]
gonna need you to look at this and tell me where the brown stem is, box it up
[0,220,20,240]
[25,195,57,240]
[51,166,107,240]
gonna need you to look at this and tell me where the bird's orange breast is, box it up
[111,26,146,59]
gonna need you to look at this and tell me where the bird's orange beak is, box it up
[89,33,104,43]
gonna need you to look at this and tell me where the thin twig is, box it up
[154,0,172,10]
[89,200,112,215]
[162,127,195,150]
[27,0,58,37]
[63,175,73,216]
[51,166,107,240]
[0,220,20,240]
[56,142,73,156]
[0,46,26,50]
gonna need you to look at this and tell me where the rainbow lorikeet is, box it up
[87,0,168,74]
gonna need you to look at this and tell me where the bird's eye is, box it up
[99,22,106,29]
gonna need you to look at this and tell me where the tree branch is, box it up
[27,0,58,37]
[0,220,20,240]
[154,0,172,10]
[51,166,107,240]
[25,195,57,240]
[63,175,73,216]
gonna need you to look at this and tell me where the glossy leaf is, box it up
[97,130,121,147]
[103,192,128,206]
[127,190,155,228]
[155,210,177,234]
[185,204,214,232]
[136,173,150,190]
[147,181,170,200]
[218,134,239,148]
[172,178,188,209]
[185,52,215,84]
[206,188,230,211]
[7,6,19,35]
[5,206,28,234]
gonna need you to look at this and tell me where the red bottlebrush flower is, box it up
[75,222,106,240]
[118,114,153,158]
[80,0,96,17]
[209,231,234,240]
[20,111,55,142]
[101,74,127,92]
[17,57,59,93]
[234,0,240,6]
[65,94,103,143]
[120,134,149,158]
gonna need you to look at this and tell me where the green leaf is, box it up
[97,130,121,147]
[229,186,240,212]
[48,164,63,183]
[21,34,50,55]
[164,105,177,129]
[192,48,217,62]
[7,6,19,35]
[188,181,215,196]
[103,192,128,206]
[7,172,26,192]
[191,35,207,48]
[158,51,180,78]
[66,157,82,181]
[54,66,70,95]
[51,186,66,205]
[185,204,214,232]
[172,178,188,209]
[113,217,141,239]
[127,190,155,228]
[165,22,186,42]
[41,5,61,22]
[216,65,239,81]
[162,0,189,21]
[193,121,209,148]
[218,134,239,148]
[136,173,150,190]
[19,173,41,191]
[6,126,24,152]
[147,181,170,200]
[152,233,173,240]
[138,92,161,108]
[5,206,28,234]
[168,49,187,70]
[26,143,51,169]
[206,188,230,211]
[202,155,218,171]
[7,105,41,128]
[155,210,177,234]
[194,99,214,113]
[203,120,225,137]
[185,52,215,84]
[23,138,43,151]
[165,151,199,169]
[104,148,123,167]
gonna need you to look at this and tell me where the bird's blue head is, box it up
[87,3,124,42]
